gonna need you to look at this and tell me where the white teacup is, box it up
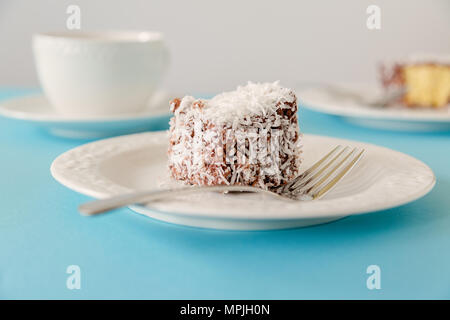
[33,31,169,117]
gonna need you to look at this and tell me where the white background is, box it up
[0,0,449,94]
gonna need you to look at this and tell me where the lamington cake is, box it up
[380,55,450,108]
[168,82,301,190]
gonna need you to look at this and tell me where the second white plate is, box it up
[50,131,435,230]
[298,84,450,131]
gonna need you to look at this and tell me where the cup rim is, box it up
[33,31,164,43]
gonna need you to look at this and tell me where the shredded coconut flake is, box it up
[174,81,296,125]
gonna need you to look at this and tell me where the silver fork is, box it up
[79,145,364,216]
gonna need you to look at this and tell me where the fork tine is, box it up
[291,146,352,195]
[309,148,365,199]
[284,145,343,191]
[306,147,357,194]
[299,145,343,177]
[289,146,349,192]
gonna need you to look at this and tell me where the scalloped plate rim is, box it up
[50,131,436,221]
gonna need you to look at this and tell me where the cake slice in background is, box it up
[167,82,301,190]
[379,54,450,108]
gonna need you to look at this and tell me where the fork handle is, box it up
[78,185,284,216]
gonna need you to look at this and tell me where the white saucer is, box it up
[298,84,450,131]
[50,131,435,230]
[0,91,174,138]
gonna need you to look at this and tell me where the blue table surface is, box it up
[0,88,449,300]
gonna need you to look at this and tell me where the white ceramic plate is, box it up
[298,84,450,131]
[50,131,435,230]
[0,91,173,138]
